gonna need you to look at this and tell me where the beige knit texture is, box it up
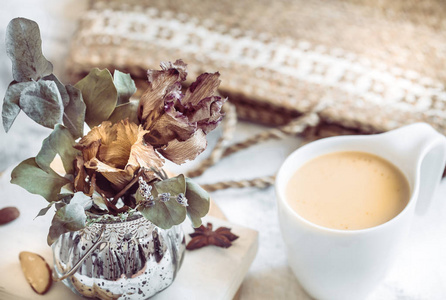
[67,0,446,137]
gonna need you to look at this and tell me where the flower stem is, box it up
[111,173,140,205]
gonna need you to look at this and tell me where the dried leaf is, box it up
[5,18,53,82]
[19,80,64,129]
[138,197,186,230]
[47,200,87,245]
[42,74,69,107]
[36,124,80,175]
[113,70,136,105]
[74,68,117,128]
[70,192,93,211]
[35,203,54,219]
[107,100,140,125]
[138,175,187,229]
[2,81,31,132]
[74,156,89,194]
[92,191,108,211]
[11,158,70,202]
[185,178,210,228]
[153,174,186,196]
[63,85,86,139]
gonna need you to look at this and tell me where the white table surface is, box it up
[2,1,446,299]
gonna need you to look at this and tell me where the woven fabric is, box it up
[67,0,446,135]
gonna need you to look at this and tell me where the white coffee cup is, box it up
[276,123,446,300]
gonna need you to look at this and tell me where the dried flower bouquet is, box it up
[3,18,225,245]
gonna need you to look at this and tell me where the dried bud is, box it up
[176,193,188,206]
[158,192,171,203]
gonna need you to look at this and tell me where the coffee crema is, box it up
[286,151,410,230]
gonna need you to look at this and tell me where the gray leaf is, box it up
[138,197,186,229]
[35,124,80,175]
[2,81,32,132]
[137,175,187,229]
[19,80,63,128]
[114,70,137,105]
[185,178,210,227]
[6,18,53,82]
[11,157,70,202]
[47,201,87,245]
[153,174,186,196]
[70,192,93,210]
[63,85,86,139]
[42,74,69,107]
[35,202,54,219]
[107,100,140,125]
[74,68,117,128]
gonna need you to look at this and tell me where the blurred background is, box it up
[1,1,446,299]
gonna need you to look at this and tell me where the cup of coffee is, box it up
[276,123,446,300]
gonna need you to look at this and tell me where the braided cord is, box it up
[200,176,276,192]
[187,103,324,191]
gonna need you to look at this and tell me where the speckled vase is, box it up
[52,214,186,299]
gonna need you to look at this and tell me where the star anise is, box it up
[186,222,239,250]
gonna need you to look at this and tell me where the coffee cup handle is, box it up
[415,138,446,215]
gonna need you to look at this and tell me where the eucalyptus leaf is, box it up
[63,85,86,139]
[70,192,93,210]
[42,74,69,107]
[2,81,32,132]
[74,68,117,127]
[6,18,53,82]
[113,70,137,105]
[138,197,186,229]
[47,201,87,245]
[11,157,70,202]
[35,202,54,219]
[138,175,187,229]
[19,80,64,128]
[107,100,140,125]
[92,192,109,211]
[36,124,79,175]
[152,174,186,196]
[185,178,210,227]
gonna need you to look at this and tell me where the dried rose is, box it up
[75,119,164,192]
[138,60,225,164]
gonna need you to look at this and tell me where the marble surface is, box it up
[2,1,446,299]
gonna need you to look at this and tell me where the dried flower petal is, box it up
[77,120,164,192]
[138,60,187,123]
[139,61,225,165]
[157,130,207,165]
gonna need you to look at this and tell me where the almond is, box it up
[0,206,19,225]
[19,251,52,295]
